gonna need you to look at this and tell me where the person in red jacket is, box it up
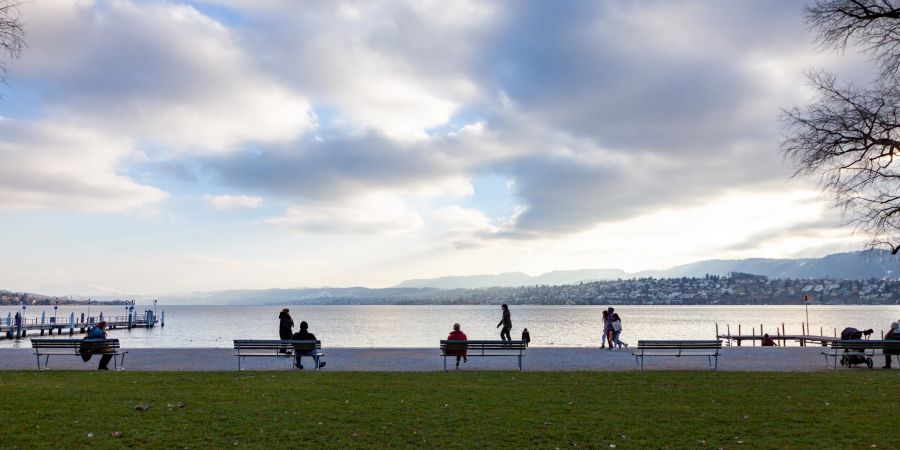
[447,323,468,368]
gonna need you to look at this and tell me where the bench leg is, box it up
[714,355,718,372]
[35,354,42,370]
[518,354,522,371]
[443,356,447,372]
[238,356,243,371]
[117,353,126,371]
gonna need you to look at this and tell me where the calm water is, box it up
[2,304,898,348]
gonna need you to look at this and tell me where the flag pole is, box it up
[803,294,810,334]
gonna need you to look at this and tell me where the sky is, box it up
[0,0,875,296]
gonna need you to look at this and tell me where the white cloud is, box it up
[17,0,311,152]
[211,0,492,139]
[206,194,263,210]
[0,119,166,211]
[267,193,423,235]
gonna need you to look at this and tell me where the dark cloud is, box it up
[148,1,843,238]
[170,131,466,201]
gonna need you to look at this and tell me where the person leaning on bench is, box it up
[883,321,899,369]
[291,321,325,370]
[82,321,115,370]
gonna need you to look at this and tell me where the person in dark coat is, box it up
[446,323,468,368]
[291,321,325,370]
[497,304,512,341]
[761,333,777,346]
[521,328,531,347]
[883,321,899,369]
[278,309,294,340]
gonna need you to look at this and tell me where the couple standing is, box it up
[602,307,627,350]
[278,309,326,370]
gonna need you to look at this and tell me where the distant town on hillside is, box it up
[4,251,900,306]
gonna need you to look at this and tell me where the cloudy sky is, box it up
[0,0,873,295]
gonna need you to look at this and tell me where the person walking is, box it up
[609,307,627,349]
[497,304,512,341]
[446,323,469,368]
[601,310,609,348]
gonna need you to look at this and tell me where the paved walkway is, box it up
[1,346,891,371]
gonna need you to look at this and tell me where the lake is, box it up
[1,304,898,348]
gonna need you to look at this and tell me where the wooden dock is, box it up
[1,310,161,340]
[714,322,871,347]
[716,334,836,347]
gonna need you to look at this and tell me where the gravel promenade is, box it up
[2,346,892,372]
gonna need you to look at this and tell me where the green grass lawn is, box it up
[1,371,897,449]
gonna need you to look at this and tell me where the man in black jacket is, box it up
[291,321,325,370]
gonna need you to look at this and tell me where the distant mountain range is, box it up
[152,250,900,305]
[394,250,900,289]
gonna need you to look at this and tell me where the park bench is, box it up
[233,340,324,371]
[632,340,722,371]
[439,340,527,371]
[31,338,127,371]
[821,339,900,369]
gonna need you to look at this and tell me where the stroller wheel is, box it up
[866,358,873,369]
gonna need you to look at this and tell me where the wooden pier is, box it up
[717,334,836,347]
[1,311,161,340]
[715,322,886,347]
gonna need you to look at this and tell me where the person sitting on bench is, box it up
[85,321,114,370]
[446,323,468,368]
[883,321,899,369]
[291,321,325,370]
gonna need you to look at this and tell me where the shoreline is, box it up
[3,346,893,372]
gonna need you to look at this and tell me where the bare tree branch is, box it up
[806,0,900,80]
[0,0,25,84]
[784,1,900,252]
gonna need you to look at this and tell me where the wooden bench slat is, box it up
[233,340,325,371]
[439,340,527,371]
[31,339,126,370]
[632,340,721,372]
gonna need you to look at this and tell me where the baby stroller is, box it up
[839,327,874,368]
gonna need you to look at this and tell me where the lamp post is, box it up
[19,302,26,338]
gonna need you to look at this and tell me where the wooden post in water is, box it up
[738,324,742,346]
[800,323,805,346]
[726,324,731,346]
[752,326,756,346]
[715,323,719,339]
